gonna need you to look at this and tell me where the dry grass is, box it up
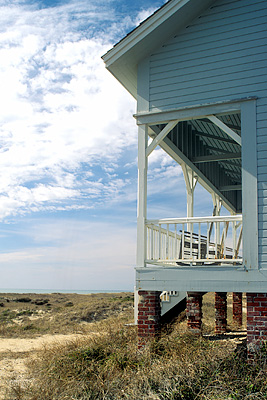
[5,292,267,400]
[0,292,134,337]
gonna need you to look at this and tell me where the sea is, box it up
[0,288,131,294]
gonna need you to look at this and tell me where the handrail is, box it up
[147,215,242,225]
[145,215,243,266]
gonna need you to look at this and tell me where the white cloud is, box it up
[0,0,140,220]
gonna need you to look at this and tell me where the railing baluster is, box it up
[207,222,209,259]
[182,223,185,259]
[223,222,226,259]
[190,222,193,259]
[198,223,201,259]
[156,229,158,260]
[214,221,217,259]
[166,223,169,260]
[174,224,177,260]
[216,220,220,258]
[151,225,154,260]
[159,224,162,260]
[233,221,236,259]
[147,226,150,259]
[144,215,242,265]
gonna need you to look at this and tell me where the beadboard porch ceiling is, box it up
[150,111,242,213]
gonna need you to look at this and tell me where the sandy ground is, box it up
[0,333,83,399]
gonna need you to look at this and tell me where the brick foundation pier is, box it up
[215,292,227,334]
[247,293,267,362]
[232,292,243,327]
[186,292,203,334]
[137,290,161,349]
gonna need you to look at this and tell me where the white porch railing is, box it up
[146,215,242,266]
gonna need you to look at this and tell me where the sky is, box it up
[0,0,214,291]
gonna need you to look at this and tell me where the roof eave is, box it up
[102,0,215,99]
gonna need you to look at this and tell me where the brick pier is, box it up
[232,292,243,327]
[186,292,203,334]
[137,290,161,349]
[247,293,267,362]
[215,292,227,334]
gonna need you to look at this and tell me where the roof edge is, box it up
[102,0,190,66]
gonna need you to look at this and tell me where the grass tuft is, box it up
[5,293,267,400]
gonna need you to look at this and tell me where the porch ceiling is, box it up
[153,112,242,212]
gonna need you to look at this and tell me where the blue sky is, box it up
[0,0,213,291]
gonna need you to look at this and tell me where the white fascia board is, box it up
[135,267,267,292]
[102,0,215,98]
[103,0,191,66]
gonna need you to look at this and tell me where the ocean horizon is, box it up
[0,288,132,294]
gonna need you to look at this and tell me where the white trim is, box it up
[135,266,267,292]
[102,0,215,98]
[134,97,257,125]
[102,0,213,67]
[137,124,148,268]
[241,100,258,270]
[181,164,198,221]
[147,215,242,225]
[146,120,178,157]
[207,115,242,145]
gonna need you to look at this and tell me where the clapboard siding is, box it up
[146,0,267,269]
[258,166,267,174]
[149,0,267,111]
[150,61,267,89]
[150,87,266,110]
[150,33,267,67]
[257,96,267,266]
[150,46,266,77]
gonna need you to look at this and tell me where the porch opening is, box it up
[144,112,242,267]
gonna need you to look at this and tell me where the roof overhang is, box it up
[102,0,215,99]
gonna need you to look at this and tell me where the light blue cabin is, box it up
[103,0,267,345]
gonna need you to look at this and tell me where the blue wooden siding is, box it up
[148,0,267,268]
[258,96,267,268]
[149,0,267,110]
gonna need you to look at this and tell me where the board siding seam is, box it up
[150,43,267,69]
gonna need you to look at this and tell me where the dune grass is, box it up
[6,292,267,400]
[0,292,134,337]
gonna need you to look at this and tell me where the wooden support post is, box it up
[182,165,198,234]
[137,124,148,268]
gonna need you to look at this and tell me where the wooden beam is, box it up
[201,119,241,132]
[205,145,239,154]
[146,120,178,157]
[193,152,241,163]
[219,185,242,192]
[160,137,236,213]
[194,130,237,144]
[135,267,267,293]
[134,97,257,126]
[207,115,242,146]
